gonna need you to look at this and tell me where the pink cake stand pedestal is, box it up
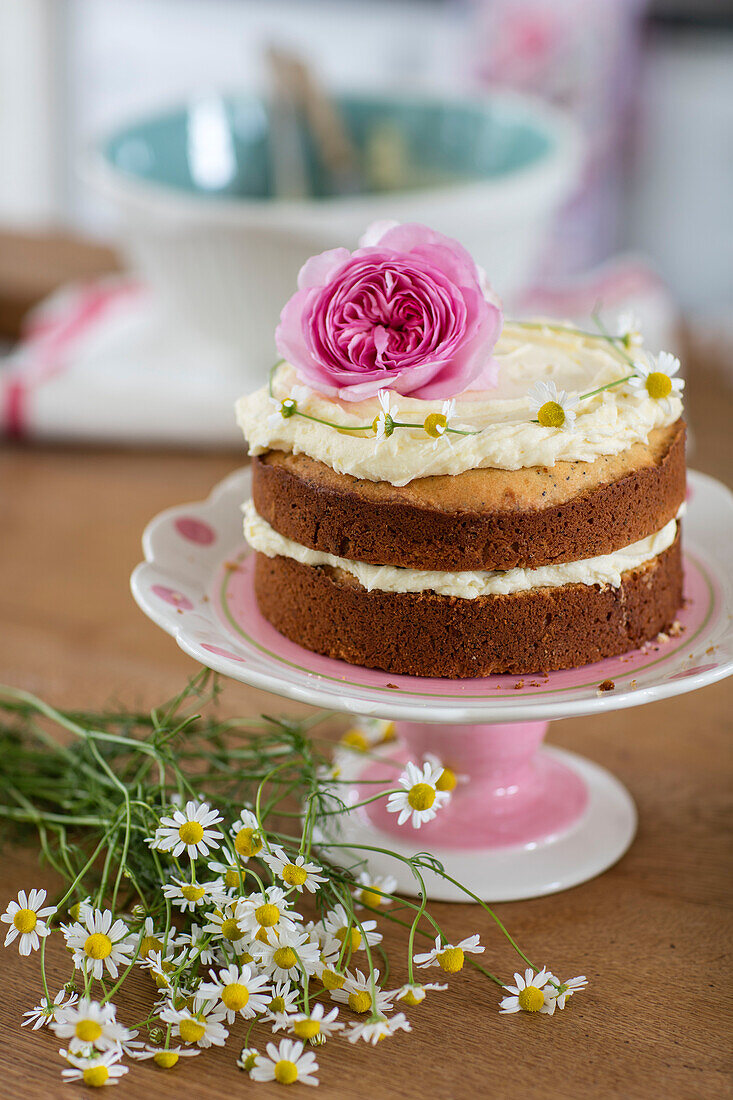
[132,468,733,902]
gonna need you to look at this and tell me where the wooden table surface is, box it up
[1,336,732,1098]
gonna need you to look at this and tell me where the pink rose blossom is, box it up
[275,222,503,401]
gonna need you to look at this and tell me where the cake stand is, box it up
[131,468,732,902]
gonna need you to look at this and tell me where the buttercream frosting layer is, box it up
[236,323,682,485]
[243,500,680,599]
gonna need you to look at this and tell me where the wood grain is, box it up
[0,342,731,1099]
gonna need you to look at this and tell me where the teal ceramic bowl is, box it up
[88,90,579,368]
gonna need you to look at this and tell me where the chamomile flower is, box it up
[238,886,304,944]
[62,909,136,980]
[423,752,467,793]
[499,967,554,1014]
[320,904,382,952]
[615,310,643,347]
[60,1047,128,1087]
[237,1046,260,1073]
[22,989,78,1030]
[139,949,178,990]
[229,808,263,860]
[423,399,457,446]
[330,969,395,1016]
[249,1039,319,1087]
[136,917,164,961]
[261,847,327,893]
[162,876,225,914]
[542,973,587,1013]
[159,1000,229,1049]
[147,800,223,859]
[208,854,248,892]
[373,390,398,444]
[262,980,299,1024]
[1,888,55,955]
[346,1012,411,1045]
[267,385,312,428]
[203,898,255,954]
[628,350,684,414]
[353,872,398,909]
[173,922,216,966]
[129,1044,199,1067]
[197,962,271,1023]
[395,981,447,1006]
[414,933,484,973]
[253,928,320,980]
[52,998,131,1053]
[285,1002,344,1042]
[528,380,579,431]
[386,760,451,829]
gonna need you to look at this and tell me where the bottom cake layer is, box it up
[253,534,683,678]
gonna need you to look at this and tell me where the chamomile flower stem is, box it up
[405,867,429,985]
[578,373,636,402]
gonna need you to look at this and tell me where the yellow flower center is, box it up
[13,908,37,934]
[153,1051,179,1068]
[645,371,672,400]
[274,1060,298,1085]
[177,820,204,845]
[436,767,457,792]
[140,934,163,959]
[179,1018,205,1043]
[234,827,262,859]
[335,926,362,952]
[222,982,250,1011]
[437,946,464,973]
[255,903,280,927]
[293,1018,320,1040]
[281,864,308,887]
[372,413,395,438]
[537,400,565,428]
[407,783,435,812]
[269,995,286,1013]
[273,946,297,969]
[380,721,396,743]
[359,888,382,909]
[220,918,244,942]
[75,1019,103,1042]
[68,902,82,920]
[348,990,372,1014]
[84,932,113,960]
[423,412,448,438]
[82,1066,109,1087]
[180,884,205,902]
[399,988,424,1006]
[340,729,370,752]
[320,968,345,991]
[254,927,271,945]
[518,985,546,1013]
[225,867,243,889]
[240,1051,258,1071]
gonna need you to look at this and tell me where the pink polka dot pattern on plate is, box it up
[151,584,194,610]
[175,517,216,545]
[200,643,245,662]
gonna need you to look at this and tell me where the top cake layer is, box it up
[236,322,684,486]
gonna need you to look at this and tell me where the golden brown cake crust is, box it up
[252,421,686,571]
[253,534,683,678]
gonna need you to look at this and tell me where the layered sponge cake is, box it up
[236,323,685,678]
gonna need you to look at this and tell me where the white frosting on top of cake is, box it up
[243,500,681,599]
[235,323,683,486]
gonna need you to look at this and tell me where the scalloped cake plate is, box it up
[131,468,733,724]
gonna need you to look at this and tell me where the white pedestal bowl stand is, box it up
[132,469,732,902]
